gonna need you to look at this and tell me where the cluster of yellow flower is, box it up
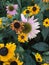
[22,4,40,17]
[0,43,23,65]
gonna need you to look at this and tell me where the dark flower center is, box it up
[26,10,30,13]
[38,58,40,61]
[10,61,18,65]
[9,6,14,11]
[0,47,8,56]
[23,23,32,33]
[32,7,37,11]
[0,61,3,65]
[46,21,48,24]
[21,36,24,39]
[14,22,20,29]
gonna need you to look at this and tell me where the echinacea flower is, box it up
[0,43,16,61]
[10,20,24,34]
[18,32,28,43]
[31,4,40,15]
[6,4,18,15]
[35,53,43,62]
[4,57,23,65]
[21,14,40,39]
[43,18,49,27]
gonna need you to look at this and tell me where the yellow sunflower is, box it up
[31,4,40,15]
[10,20,24,34]
[22,9,33,17]
[35,53,43,62]
[4,57,23,65]
[18,32,28,43]
[0,43,16,61]
[43,18,49,27]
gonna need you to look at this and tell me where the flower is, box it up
[0,18,4,28]
[10,20,24,34]
[41,63,49,65]
[43,18,49,27]
[31,4,40,15]
[0,44,4,49]
[21,14,40,39]
[0,43,16,61]
[7,14,13,19]
[35,53,43,62]
[42,0,49,2]
[18,32,28,43]
[4,57,23,65]
[6,4,18,15]
[22,9,33,17]
[0,18,2,25]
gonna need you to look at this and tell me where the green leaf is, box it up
[43,51,49,56]
[24,53,36,65]
[32,42,49,51]
[41,27,49,40]
[16,46,24,53]
[17,0,21,8]
[35,13,43,25]
[43,55,49,63]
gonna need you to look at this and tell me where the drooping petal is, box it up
[7,10,17,15]
[21,14,27,22]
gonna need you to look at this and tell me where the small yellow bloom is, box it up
[18,33,28,43]
[31,4,40,15]
[0,18,3,28]
[41,63,49,65]
[0,43,16,61]
[43,18,49,27]
[0,18,2,25]
[22,9,33,17]
[7,14,13,19]
[35,53,43,62]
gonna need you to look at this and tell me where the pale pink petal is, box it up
[6,6,8,9]
[14,4,18,9]
[21,14,27,22]
[28,16,34,22]
[7,10,17,15]
[34,18,38,22]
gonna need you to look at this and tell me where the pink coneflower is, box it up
[21,14,40,39]
[6,4,18,15]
